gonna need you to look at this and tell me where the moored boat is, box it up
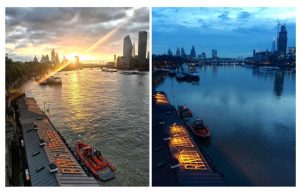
[39,76,62,85]
[176,72,185,81]
[75,141,116,181]
[168,70,176,77]
[184,73,199,81]
[190,118,210,138]
[178,105,193,118]
[102,67,117,72]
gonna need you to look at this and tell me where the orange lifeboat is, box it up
[75,141,116,181]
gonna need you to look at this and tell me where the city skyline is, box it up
[6,7,149,63]
[153,7,296,57]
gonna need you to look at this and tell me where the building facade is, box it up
[123,35,133,59]
[277,25,288,56]
[138,31,147,62]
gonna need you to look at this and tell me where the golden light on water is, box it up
[69,73,80,107]
[37,61,72,84]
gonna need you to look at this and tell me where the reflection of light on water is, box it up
[70,72,79,105]
[20,69,149,186]
[67,72,88,127]
[157,65,295,185]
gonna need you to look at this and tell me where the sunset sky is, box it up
[6,7,149,63]
[153,7,296,57]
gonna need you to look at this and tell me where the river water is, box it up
[21,69,149,186]
[155,65,295,186]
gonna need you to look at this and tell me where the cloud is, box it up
[152,7,296,57]
[238,11,251,19]
[218,11,230,20]
[6,7,149,61]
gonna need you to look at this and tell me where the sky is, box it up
[6,7,149,63]
[152,7,296,58]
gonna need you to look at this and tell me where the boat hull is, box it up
[190,125,210,139]
[75,142,116,181]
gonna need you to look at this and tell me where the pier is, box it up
[152,91,225,186]
[15,96,99,186]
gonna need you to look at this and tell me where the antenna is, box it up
[276,17,281,37]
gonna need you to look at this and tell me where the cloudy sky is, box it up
[6,7,149,62]
[153,7,296,57]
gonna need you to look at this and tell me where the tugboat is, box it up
[178,105,193,118]
[75,141,116,181]
[190,118,210,138]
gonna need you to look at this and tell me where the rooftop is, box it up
[17,97,99,186]
[152,91,225,186]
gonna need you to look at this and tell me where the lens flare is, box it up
[35,8,137,87]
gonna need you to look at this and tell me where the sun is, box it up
[65,53,78,63]
[65,53,95,63]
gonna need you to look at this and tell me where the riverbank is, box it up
[152,91,225,186]
[6,93,99,186]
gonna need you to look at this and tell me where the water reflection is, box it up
[21,69,149,186]
[155,65,295,186]
[251,69,286,97]
[212,64,217,77]
[274,71,284,97]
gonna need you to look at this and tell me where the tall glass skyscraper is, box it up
[123,35,133,59]
[138,31,147,62]
[277,25,287,56]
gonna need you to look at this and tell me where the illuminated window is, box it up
[178,150,207,170]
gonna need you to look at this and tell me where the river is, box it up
[155,64,295,186]
[21,68,149,186]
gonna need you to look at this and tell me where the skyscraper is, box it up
[190,45,196,58]
[132,42,135,57]
[55,53,60,65]
[277,25,287,56]
[181,47,186,57]
[271,37,276,53]
[212,49,217,59]
[138,31,147,62]
[123,35,133,59]
[167,48,173,56]
[176,48,180,56]
[51,49,56,64]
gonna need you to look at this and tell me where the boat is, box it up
[39,76,62,85]
[258,66,280,71]
[120,71,146,75]
[75,141,116,181]
[184,73,199,81]
[168,70,176,77]
[190,118,210,138]
[102,67,117,72]
[175,72,185,81]
[178,105,193,118]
